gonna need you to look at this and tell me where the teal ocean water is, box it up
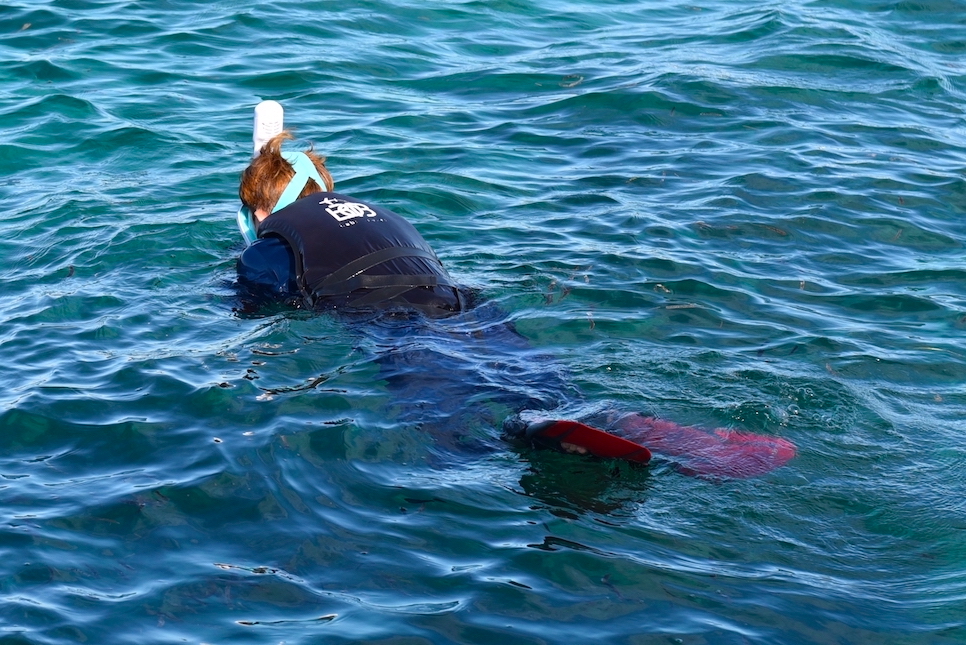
[2,1,965,643]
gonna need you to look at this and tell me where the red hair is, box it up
[238,130,334,213]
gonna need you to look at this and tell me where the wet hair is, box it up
[238,130,335,213]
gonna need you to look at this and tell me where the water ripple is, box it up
[1,0,965,643]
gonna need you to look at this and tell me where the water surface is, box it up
[2,1,965,643]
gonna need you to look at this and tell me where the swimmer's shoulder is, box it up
[239,236,292,268]
[237,237,297,296]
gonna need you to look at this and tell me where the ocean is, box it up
[1,0,965,643]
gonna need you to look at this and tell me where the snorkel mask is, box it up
[236,101,331,246]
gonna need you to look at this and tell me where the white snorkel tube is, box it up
[253,99,284,157]
[236,100,285,246]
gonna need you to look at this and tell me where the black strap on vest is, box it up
[309,246,447,294]
[299,245,458,310]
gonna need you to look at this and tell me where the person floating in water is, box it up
[233,101,796,479]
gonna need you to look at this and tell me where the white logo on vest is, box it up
[319,197,377,223]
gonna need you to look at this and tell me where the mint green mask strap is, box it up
[236,205,258,246]
[272,152,329,214]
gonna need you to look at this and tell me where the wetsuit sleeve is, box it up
[236,237,298,300]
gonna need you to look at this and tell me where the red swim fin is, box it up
[614,414,796,479]
[526,420,652,464]
[506,414,795,478]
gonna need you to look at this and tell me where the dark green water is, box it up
[2,1,965,643]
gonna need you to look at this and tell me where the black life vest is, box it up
[257,193,462,313]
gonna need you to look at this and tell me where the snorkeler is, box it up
[236,129,463,315]
[233,101,796,479]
